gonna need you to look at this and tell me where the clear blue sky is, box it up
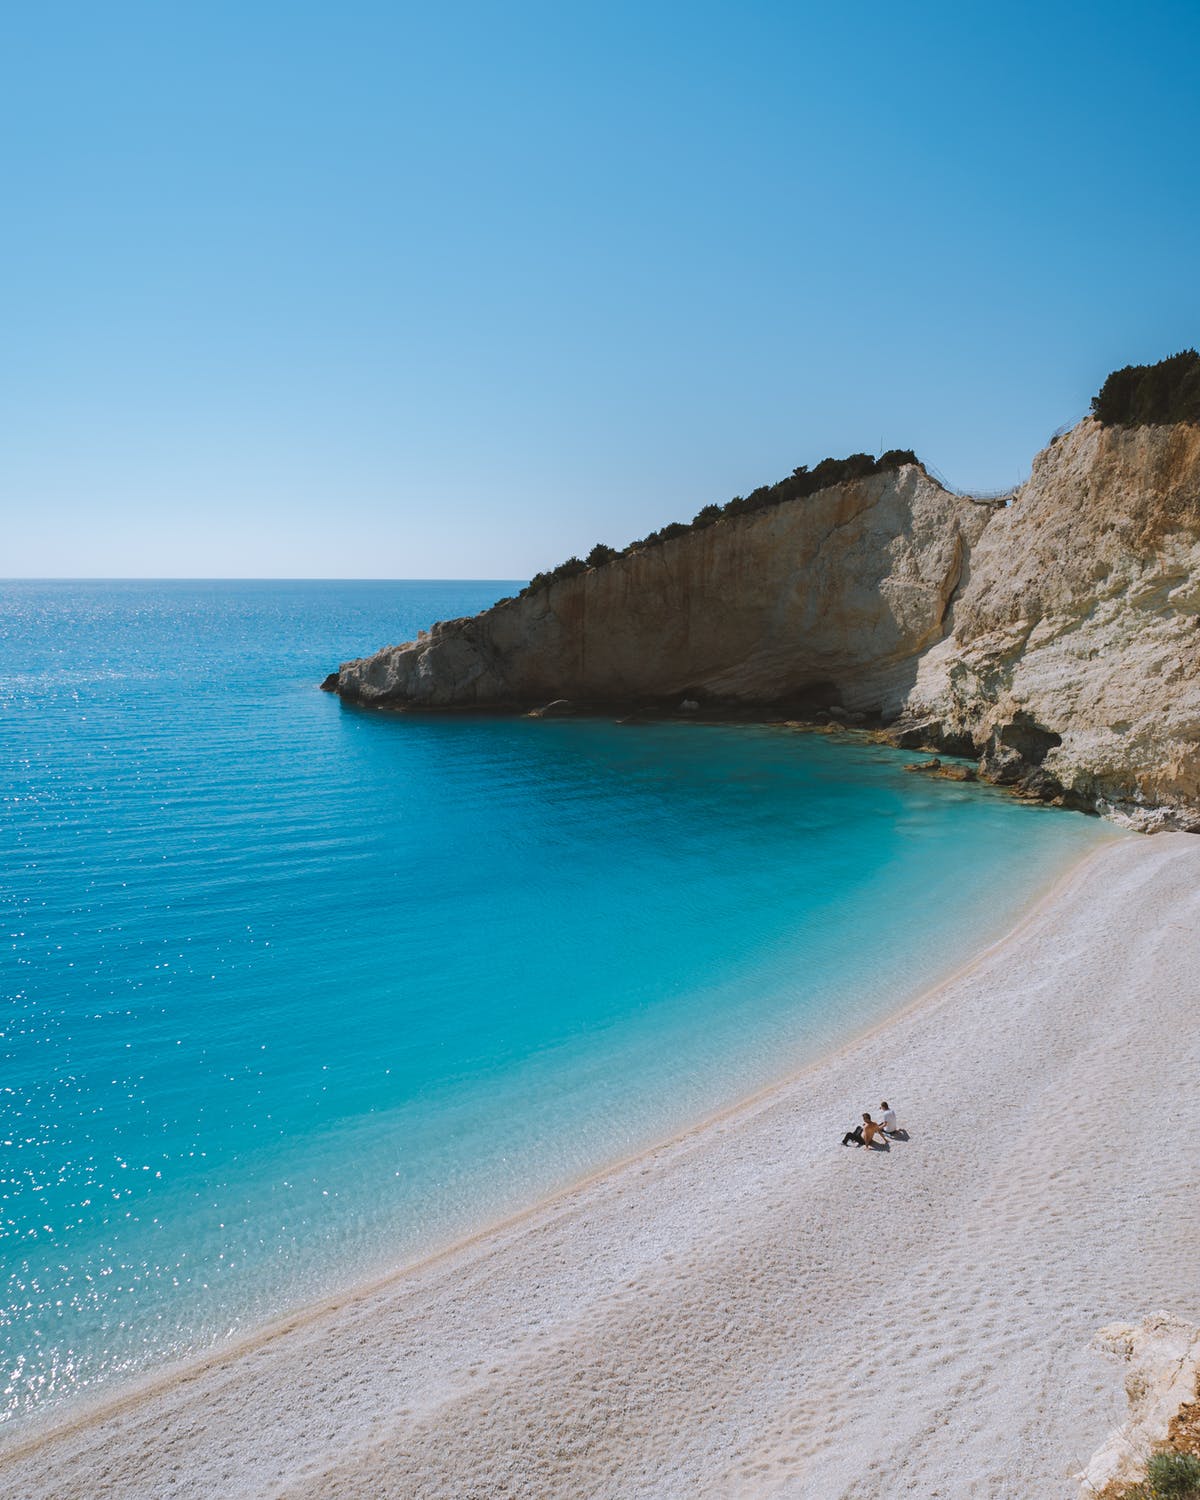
[3,1,1197,578]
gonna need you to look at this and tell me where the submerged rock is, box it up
[903,758,977,782]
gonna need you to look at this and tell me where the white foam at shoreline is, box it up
[4,833,1199,1498]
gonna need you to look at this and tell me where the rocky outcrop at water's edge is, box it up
[329,419,1200,832]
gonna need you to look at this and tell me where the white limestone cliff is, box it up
[331,419,1200,830]
[334,463,988,713]
[902,419,1200,830]
[1076,1313,1200,1496]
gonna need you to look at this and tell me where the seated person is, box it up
[879,1101,898,1135]
[842,1112,888,1148]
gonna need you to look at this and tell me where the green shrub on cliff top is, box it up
[1091,349,1200,428]
[1145,1450,1200,1498]
[518,448,921,597]
[525,556,586,594]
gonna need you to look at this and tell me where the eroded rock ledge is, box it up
[1076,1313,1200,1497]
[329,420,1200,832]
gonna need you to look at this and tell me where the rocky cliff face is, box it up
[1074,1313,1200,1497]
[331,419,1200,831]
[335,465,990,711]
[901,419,1200,829]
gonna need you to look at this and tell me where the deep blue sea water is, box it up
[1,580,1112,1427]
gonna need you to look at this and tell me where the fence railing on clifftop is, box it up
[921,464,1020,507]
[920,412,1088,508]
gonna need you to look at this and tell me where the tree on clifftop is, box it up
[519,449,921,595]
[1091,349,1200,427]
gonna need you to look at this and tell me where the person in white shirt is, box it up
[879,1101,898,1136]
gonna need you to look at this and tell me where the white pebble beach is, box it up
[4,830,1199,1500]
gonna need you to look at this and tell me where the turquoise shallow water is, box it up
[1,580,1112,1427]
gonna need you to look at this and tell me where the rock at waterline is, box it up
[904,759,977,782]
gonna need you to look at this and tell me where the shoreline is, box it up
[5,832,1199,1497]
[0,831,1111,1455]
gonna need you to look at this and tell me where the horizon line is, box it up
[1,576,529,584]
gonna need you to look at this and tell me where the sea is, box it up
[1,579,1113,1429]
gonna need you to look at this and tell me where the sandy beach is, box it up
[4,830,1199,1500]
